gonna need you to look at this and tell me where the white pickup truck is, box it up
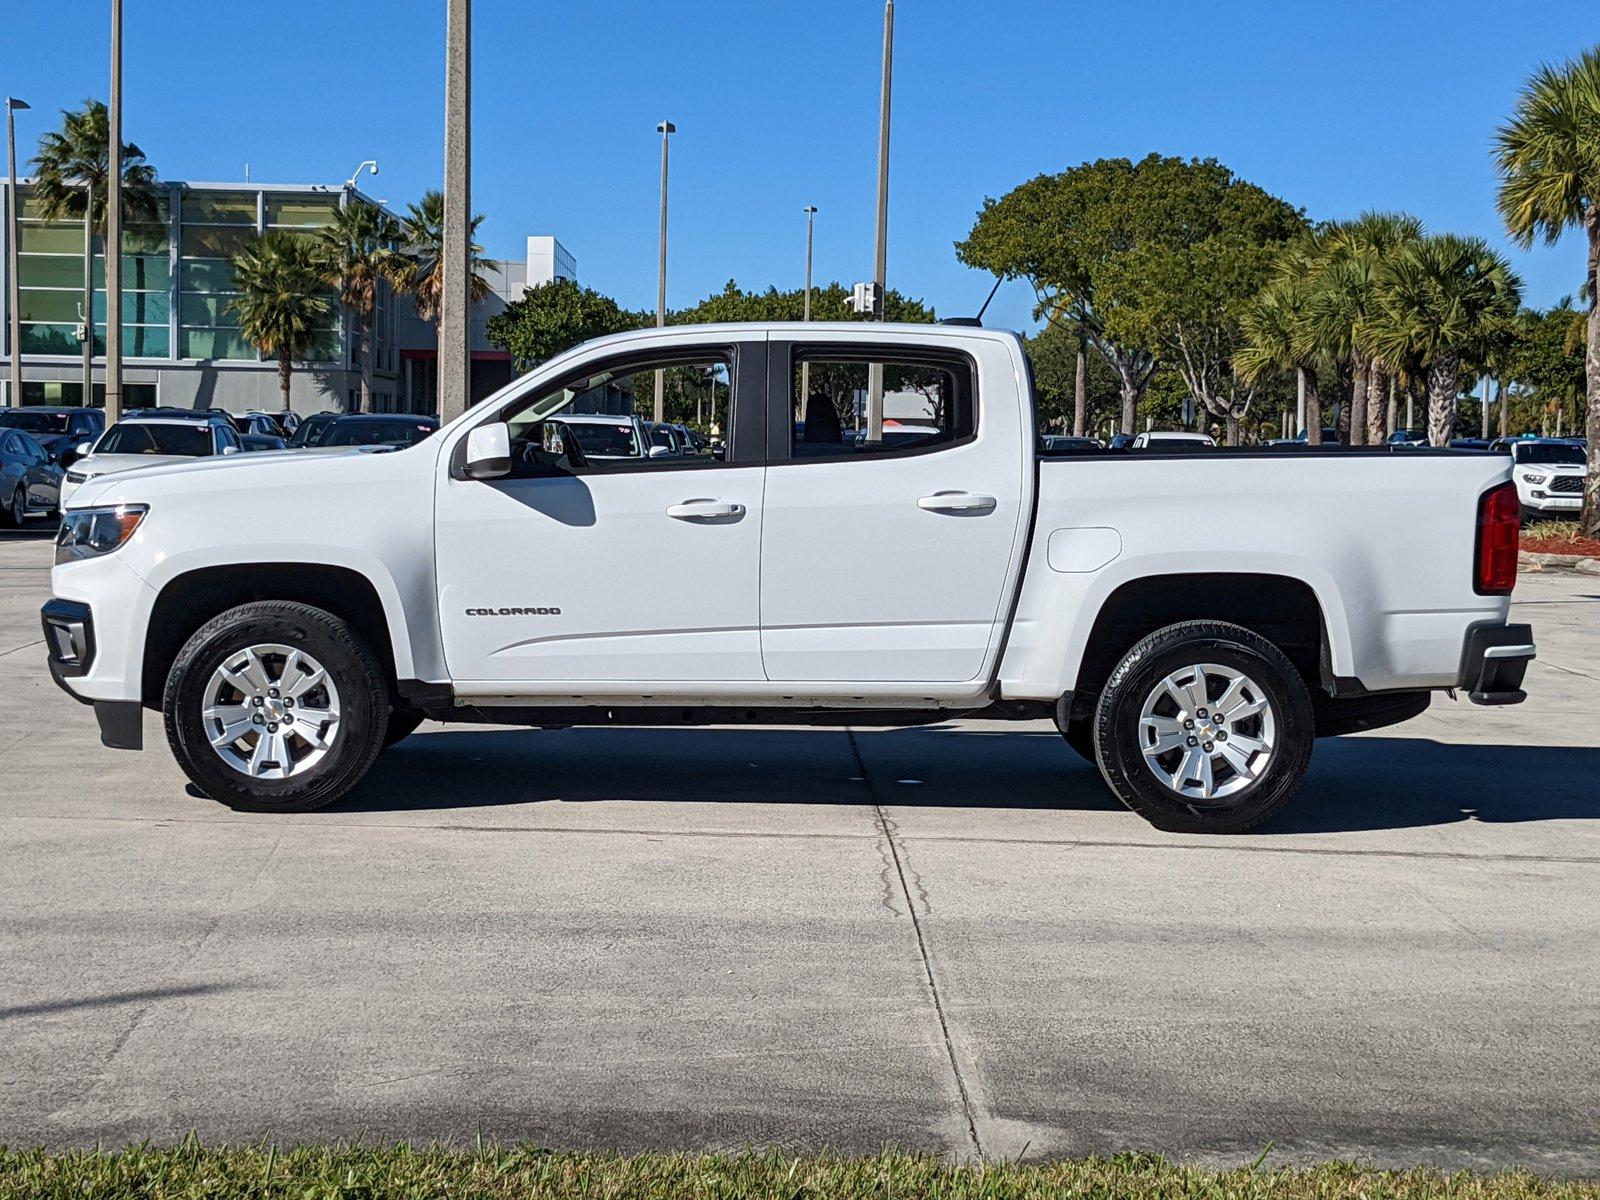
[42,322,1535,833]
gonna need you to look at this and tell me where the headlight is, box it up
[55,505,148,564]
[1520,472,1547,486]
[65,469,90,484]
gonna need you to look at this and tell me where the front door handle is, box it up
[666,499,746,521]
[917,491,997,514]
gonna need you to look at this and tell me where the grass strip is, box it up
[0,1144,1596,1200]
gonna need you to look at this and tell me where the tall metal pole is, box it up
[5,98,28,410]
[865,0,894,443]
[438,0,472,422]
[105,0,123,421]
[1480,375,1491,440]
[801,204,816,408]
[653,120,674,425]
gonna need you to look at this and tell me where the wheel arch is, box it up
[141,562,411,708]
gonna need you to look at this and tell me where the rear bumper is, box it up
[1458,622,1535,705]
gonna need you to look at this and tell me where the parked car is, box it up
[1131,431,1216,449]
[231,413,287,439]
[1292,427,1342,445]
[1107,432,1137,450]
[239,433,288,453]
[59,413,243,507]
[1041,435,1103,453]
[1501,438,1587,521]
[306,414,439,449]
[276,411,303,436]
[0,406,105,463]
[45,322,1534,835]
[1388,429,1427,445]
[0,428,63,525]
[286,411,340,448]
[1449,438,1495,451]
[553,414,650,462]
[646,421,686,457]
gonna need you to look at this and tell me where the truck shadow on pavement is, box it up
[340,726,1600,835]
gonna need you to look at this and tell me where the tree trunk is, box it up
[358,312,373,413]
[1303,367,1322,445]
[1385,375,1398,441]
[278,349,293,412]
[1427,352,1460,448]
[1225,413,1240,446]
[1119,380,1137,436]
[1072,344,1087,437]
[1365,359,1386,445]
[81,222,95,406]
[1346,357,1367,445]
[1583,216,1600,537]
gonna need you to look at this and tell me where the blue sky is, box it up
[7,1,1599,331]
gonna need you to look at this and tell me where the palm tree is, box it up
[1496,45,1600,534]
[318,202,409,412]
[1235,276,1325,444]
[1366,235,1522,447]
[228,232,334,412]
[30,99,159,404]
[398,189,498,331]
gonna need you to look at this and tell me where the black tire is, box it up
[163,601,390,812]
[383,708,426,748]
[3,487,24,528]
[1091,620,1314,834]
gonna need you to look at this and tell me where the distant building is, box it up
[0,178,572,416]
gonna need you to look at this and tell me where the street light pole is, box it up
[654,120,674,425]
[5,97,28,410]
[801,204,816,407]
[105,0,124,422]
[866,0,894,443]
[439,0,472,422]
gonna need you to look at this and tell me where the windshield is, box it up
[1514,442,1585,466]
[0,410,70,434]
[318,419,436,448]
[96,422,212,457]
[565,421,641,457]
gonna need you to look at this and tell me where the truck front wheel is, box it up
[1091,620,1314,834]
[162,601,391,812]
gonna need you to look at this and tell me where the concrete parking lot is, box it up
[2,526,1597,1172]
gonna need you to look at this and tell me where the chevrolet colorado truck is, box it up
[42,322,1535,833]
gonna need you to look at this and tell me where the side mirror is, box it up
[76,441,94,458]
[648,444,673,459]
[221,444,240,456]
[465,422,511,480]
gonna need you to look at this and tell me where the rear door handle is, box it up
[917,491,997,513]
[666,499,746,520]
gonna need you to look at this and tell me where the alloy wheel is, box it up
[1136,662,1277,802]
[201,643,342,779]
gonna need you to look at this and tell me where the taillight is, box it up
[1474,482,1519,595]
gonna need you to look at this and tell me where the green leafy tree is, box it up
[486,278,648,369]
[228,232,335,411]
[1495,45,1600,532]
[1502,303,1588,435]
[398,189,499,333]
[30,99,160,399]
[957,155,1301,435]
[1365,234,1522,446]
[318,202,410,412]
[1025,320,1121,436]
[1236,277,1328,444]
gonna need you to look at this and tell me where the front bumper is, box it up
[1458,622,1535,706]
[40,598,144,749]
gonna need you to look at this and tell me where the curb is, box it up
[1519,550,1600,576]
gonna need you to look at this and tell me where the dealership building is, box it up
[0,177,573,415]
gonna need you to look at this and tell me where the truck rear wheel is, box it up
[162,601,390,812]
[1091,620,1314,834]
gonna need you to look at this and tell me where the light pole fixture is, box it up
[5,96,29,410]
[105,0,125,421]
[865,0,894,443]
[345,160,380,191]
[801,205,817,411]
[439,0,472,421]
[653,120,675,424]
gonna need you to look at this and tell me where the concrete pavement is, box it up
[2,527,1597,1170]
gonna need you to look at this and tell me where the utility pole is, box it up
[653,120,675,425]
[438,0,472,422]
[5,97,28,410]
[801,204,816,406]
[1480,375,1492,440]
[865,0,893,444]
[105,0,123,421]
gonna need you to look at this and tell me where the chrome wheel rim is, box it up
[201,643,341,780]
[1137,662,1276,802]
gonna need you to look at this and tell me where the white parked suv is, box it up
[60,413,244,507]
[1132,431,1217,448]
[43,323,1535,833]
[1497,438,1587,521]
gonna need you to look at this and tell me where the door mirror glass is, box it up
[220,444,240,456]
[465,422,512,480]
